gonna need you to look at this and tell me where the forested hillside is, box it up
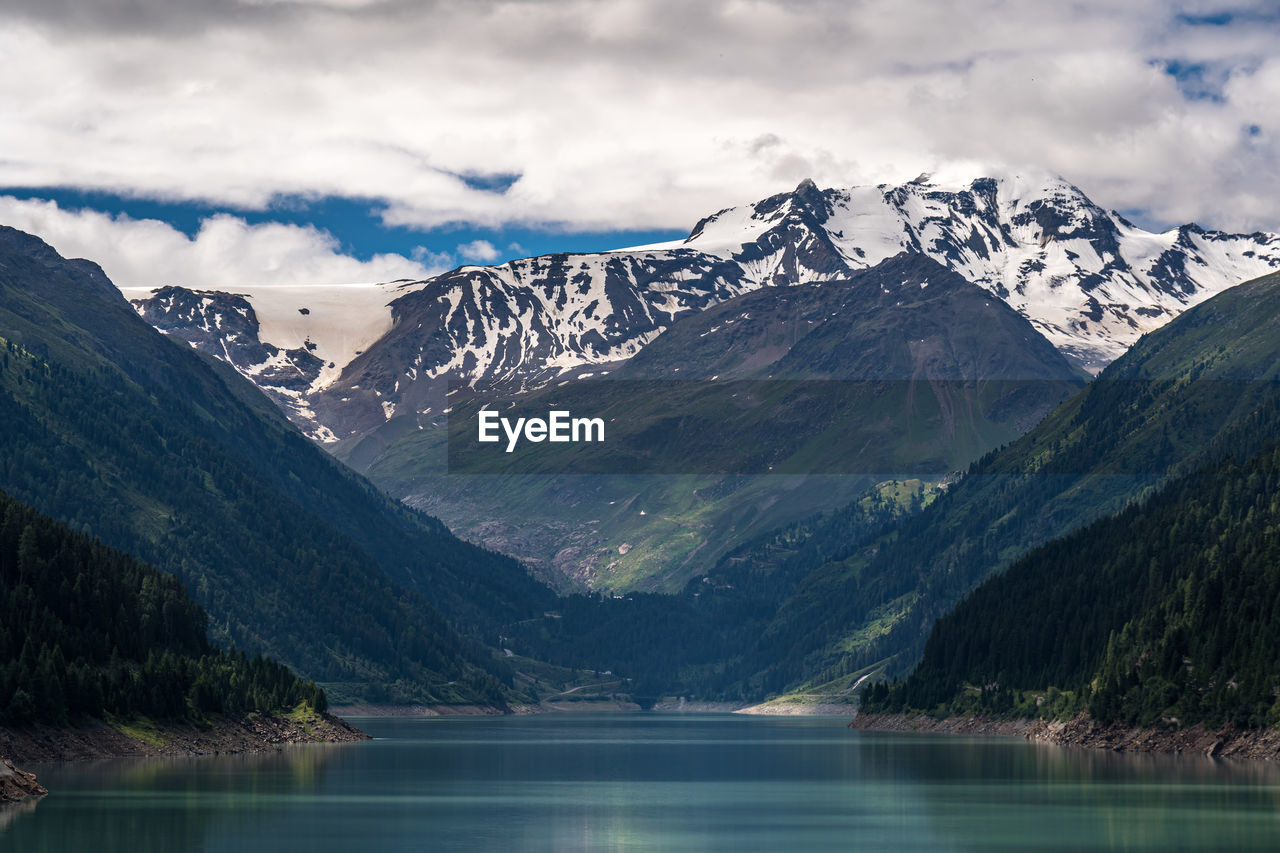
[0,226,553,706]
[863,440,1280,730]
[0,490,324,726]
[737,269,1280,697]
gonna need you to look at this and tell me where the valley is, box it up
[5,171,1280,798]
[122,174,1279,596]
[9,3,1280,847]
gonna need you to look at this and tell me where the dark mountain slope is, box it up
[0,489,325,726]
[362,253,1084,593]
[864,439,1280,731]
[619,253,1084,384]
[745,268,1280,695]
[0,226,554,704]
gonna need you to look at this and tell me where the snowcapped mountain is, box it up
[122,280,427,440]
[650,172,1280,369]
[124,172,1280,443]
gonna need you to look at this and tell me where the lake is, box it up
[5,713,1280,851]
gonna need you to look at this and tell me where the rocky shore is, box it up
[329,703,514,717]
[330,699,860,716]
[849,712,1280,759]
[0,756,47,804]
[0,711,368,802]
[847,712,1039,738]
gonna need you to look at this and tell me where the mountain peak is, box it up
[123,170,1280,442]
[790,177,831,219]
[795,177,819,193]
[674,174,1280,371]
[0,225,116,296]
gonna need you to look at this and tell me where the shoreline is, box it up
[0,711,368,802]
[849,712,1280,759]
[332,700,858,716]
[19,706,1280,805]
[330,703,517,717]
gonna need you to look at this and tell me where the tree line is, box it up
[0,490,326,726]
[863,441,1280,730]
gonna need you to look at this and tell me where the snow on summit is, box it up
[122,173,1280,441]
[121,280,427,389]
[664,172,1280,371]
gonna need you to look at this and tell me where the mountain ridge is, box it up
[361,252,1086,592]
[862,437,1280,734]
[735,266,1280,696]
[0,225,554,706]
[125,172,1280,445]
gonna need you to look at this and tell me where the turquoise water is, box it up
[4,713,1280,851]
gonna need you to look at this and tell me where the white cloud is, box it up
[456,239,499,262]
[0,196,439,288]
[0,1,1279,233]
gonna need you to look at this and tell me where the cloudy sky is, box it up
[1,0,1277,289]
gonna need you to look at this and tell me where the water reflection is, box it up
[4,742,349,853]
[0,797,38,834]
[3,715,1280,852]
[867,733,1280,852]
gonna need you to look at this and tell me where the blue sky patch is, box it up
[1157,59,1228,102]
[1175,11,1236,27]
[0,186,689,269]
[455,172,522,194]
